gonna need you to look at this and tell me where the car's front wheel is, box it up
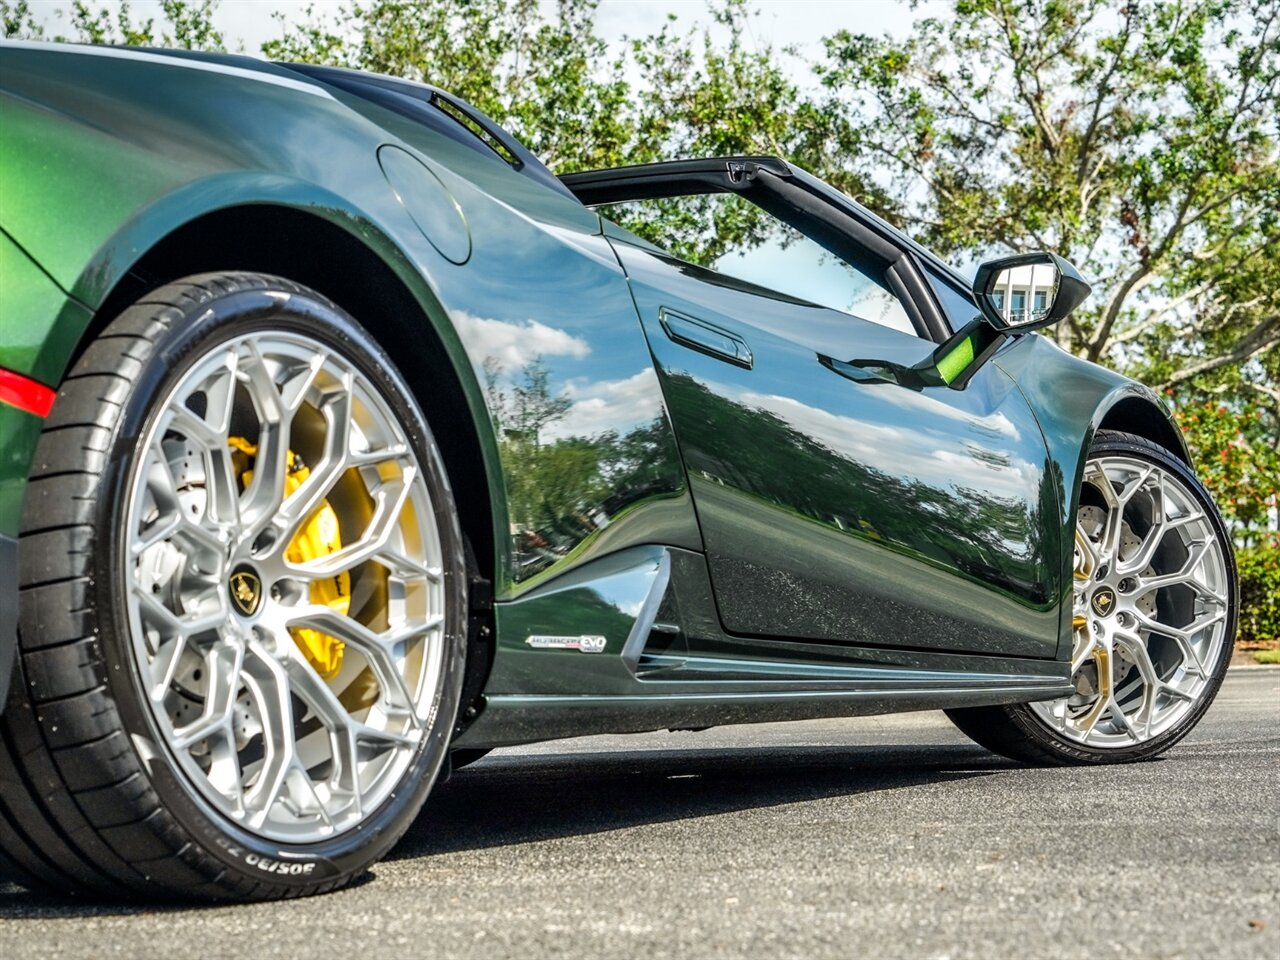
[947,429,1237,765]
[0,273,467,900]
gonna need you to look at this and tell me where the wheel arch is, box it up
[1067,388,1192,545]
[51,198,505,721]
[1095,394,1190,467]
[997,335,1195,664]
[1042,388,1193,655]
[1019,387,1190,664]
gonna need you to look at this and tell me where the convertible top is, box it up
[561,155,976,298]
[560,156,793,204]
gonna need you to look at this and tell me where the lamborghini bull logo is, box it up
[229,568,263,617]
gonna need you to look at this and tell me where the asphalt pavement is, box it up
[2,668,1277,960]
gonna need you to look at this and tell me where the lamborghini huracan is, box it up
[0,41,1237,900]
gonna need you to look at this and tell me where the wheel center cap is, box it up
[1090,586,1117,618]
[229,565,264,617]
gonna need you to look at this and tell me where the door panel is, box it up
[611,242,1061,658]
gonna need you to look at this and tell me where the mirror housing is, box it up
[826,252,1094,393]
[973,252,1091,333]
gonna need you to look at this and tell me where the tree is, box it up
[1173,398,1280,544]
[1,0,224,47]
[816,3,1277,473]
[262,0,840,254]
[261,0,638,173]
[485,358,572,447]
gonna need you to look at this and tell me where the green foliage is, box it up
[1237,538,1280,644]
[263,0,634,173]
[486,359,606,544]
[481,358,681,574]
[1174,399,1280,542]
[816,0,1279,477]
[1,0,224,47]
[1,0,41,37]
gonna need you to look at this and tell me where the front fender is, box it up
[995,335,1186,658]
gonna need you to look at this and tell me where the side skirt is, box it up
[456,545,1070,749]
[456,680,1069,749]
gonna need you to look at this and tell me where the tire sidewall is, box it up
[1016,429,1239,764]
[95,279,467,888]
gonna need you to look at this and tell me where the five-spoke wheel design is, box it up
[1028,453,1231,749]
[124,332,447,842]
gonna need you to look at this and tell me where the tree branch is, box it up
[992,0,1061,154]
[1075,3,1135,185]
[1158,315,1280,388]
[1087,264,1158,360]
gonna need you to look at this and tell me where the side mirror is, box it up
[833,252,1094,392]
[973,252,1091,333]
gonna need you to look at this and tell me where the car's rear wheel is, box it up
[947,429,1237,765]
[0,273,467,900]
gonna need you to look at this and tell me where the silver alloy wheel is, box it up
[1029,454,1231,748]
[123,332,447,842]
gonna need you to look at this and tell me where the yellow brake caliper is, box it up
[229,437,350,679]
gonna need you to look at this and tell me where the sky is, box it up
[27,0,947,61]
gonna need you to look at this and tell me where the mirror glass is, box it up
[983,260,1060,328]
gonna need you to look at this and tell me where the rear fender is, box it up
[47,172,505,552]
[0,178,509,711]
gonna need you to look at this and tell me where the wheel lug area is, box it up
[270,578,306,606]
[252,529,279,557]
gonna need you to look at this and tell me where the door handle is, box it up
[660,309,753,369]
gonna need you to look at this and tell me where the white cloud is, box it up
[543,368,663,440]
[885,381,1023,442]
[736,389,1035,499]
[452,312,590,372]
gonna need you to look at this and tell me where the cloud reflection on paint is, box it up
[734,388,1035,503]
[544,368,663,441]
[453,311,590,372]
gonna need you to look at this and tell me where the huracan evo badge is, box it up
[525,635,608,654]
[229,569,263,616]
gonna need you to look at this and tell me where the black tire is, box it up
[0,273,468,901]
[946,429,1238,766]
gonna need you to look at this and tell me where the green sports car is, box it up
[0,41,1238,901]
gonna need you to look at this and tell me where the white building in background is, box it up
[989,262,1059,326]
